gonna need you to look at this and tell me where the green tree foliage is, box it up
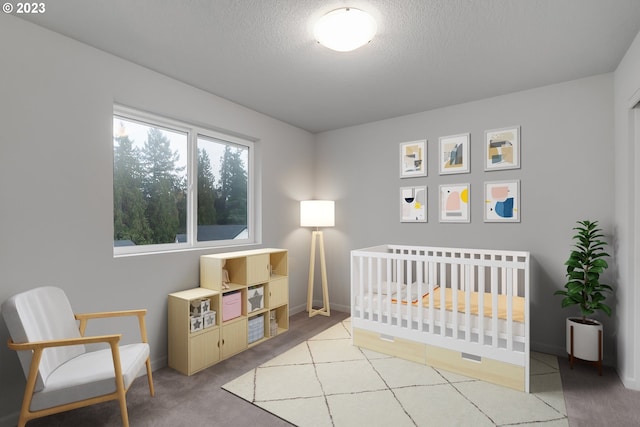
[113,134,152,244]
[140,128,186,244]
[217,145,247,225]
[197,148,217,225]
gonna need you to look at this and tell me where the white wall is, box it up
[0,14,314,425]
[614,30,640,390]
[314,73,616,360]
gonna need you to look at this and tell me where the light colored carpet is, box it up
[222,318,567,427]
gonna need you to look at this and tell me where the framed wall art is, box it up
[485,126,520,171]
[400,186,427,222]
[439,183,469,223]
[439,133,470,175]
[399,140,427,178]
[484,180,520,222]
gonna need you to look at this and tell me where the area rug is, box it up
[222,318,568,427]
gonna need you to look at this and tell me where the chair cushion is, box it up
[30,342,150,411]
[2,286,85,392]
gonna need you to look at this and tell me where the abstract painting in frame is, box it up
[439,133,470,175]
[399,140,427,178]
[439,183,470,223]
[484,180,520,222]
[485,126,520,171]
[400,186,427,222]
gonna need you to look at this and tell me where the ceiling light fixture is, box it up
[314,8,376,52]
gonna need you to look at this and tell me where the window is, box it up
[113,107,254,255]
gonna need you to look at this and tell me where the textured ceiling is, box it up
[17,0,640,133]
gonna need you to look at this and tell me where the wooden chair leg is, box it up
[146,358,155,396]
[109,342,130,427]
[117,392,129,427]
[18,348,43,427]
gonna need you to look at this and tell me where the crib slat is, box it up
[367,257,372,317]
[407,257,413,328]
[452,263,458,338]
[491,266,498,347]
[375,258,382,320]
[396,258,402,323]
[358,256,364,319]
[478,266,485,345]
[506,267,513,351]
[417,260,424,330]
[440,261,446,336]
[465,263,472,343]
[386,257,392,326]
[429,261,435,334]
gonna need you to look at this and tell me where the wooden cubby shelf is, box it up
[168,248,289,375]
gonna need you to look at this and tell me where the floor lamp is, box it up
[300,200,334,317]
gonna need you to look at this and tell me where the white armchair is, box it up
[2,286,155,427]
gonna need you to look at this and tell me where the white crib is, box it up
[351,244,530,392]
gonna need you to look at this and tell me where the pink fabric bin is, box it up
[222,291,242,321]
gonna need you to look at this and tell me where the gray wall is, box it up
[314,74,615,359]
[614,29,640,389]
[0,15,314,425]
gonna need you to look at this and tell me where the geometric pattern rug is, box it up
[222,318,568,427]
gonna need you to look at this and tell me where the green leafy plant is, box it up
[555,220,613,320]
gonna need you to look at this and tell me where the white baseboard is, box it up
[620,374,640,391]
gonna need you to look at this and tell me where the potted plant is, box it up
[554,220,612,373]
[555,220,613,375]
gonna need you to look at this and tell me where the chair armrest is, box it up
[75,309,149,343]
[74,309,147,321]
[7,334,128,404]
[7,333,121,351]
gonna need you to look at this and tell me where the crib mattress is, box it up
[398,287,525,323]
[354,288,525,337]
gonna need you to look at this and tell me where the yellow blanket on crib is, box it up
[394,287,525,323]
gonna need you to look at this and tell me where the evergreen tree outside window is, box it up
[197,136,248,242]
[113,107,254,255]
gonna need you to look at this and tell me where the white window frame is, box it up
[113,105,257,256]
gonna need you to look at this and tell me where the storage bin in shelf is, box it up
[248,314,265,344]
[222,290,242,322]
[190,315,204,332]
[203,311,216,328]
[247,285,264,313]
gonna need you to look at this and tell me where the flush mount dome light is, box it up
[314,7,376,52]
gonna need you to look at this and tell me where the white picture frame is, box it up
[439,183,470,223]
[439,133,470,175]
[400,186,427,222]
[399,140,427,178]
[484,126,520,171]
[484,180,520,222]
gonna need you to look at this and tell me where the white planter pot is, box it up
[566,317,603,362]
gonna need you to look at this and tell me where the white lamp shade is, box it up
[314,8,376,52]
[300,200,335,227]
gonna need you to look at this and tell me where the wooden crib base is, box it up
[353,328,526,392]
